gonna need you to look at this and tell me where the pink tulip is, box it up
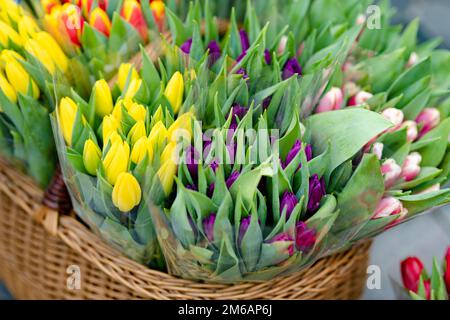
[373,197,407,219]
[418,184,441,195]
[401,153,422,182]
[316,87,343,113]
[416,108,440,138]
[277,36,288,55]
[381,159,402,188]
[372,142,384,160]
[400,121,418,142]
[406,52,419,68]
[348,90,373,106]
[382,108,404,128]
[444,247,450,294]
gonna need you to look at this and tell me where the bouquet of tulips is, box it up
[0,0,73,186]
[399,248,450,300]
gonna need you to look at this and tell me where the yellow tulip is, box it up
[148,121,167,149]
[167,112,194,142]
[117,63,139,92]
[112,172,142,212]
[152,105,164,123]
[160,142,178,164]
[102,114,120,144]
[0,72,17,104]
[18,16,40,39]
[0,20,23,47]
[58,97,78,146]
[103,139,130,185]
[124,78,142,101]
[34,32,69,73]
[164,71,184,114]
[156,155,178,196]
[1,50,39,99]
[93,79,113,117]
[128,120,146,145]
[83,139,101,176]
[24,38,56,75]
[130,136,154,164]
[128,102,146,122]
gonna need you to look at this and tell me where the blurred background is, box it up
[1,0,449,300]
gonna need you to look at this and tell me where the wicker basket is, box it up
[0,157,372,300]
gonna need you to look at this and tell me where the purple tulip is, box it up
[305,144,313,161]
[203,213,216,242]
[228,104,248,124]
[282,57,302,80]
[268,233,294,256]
[236,51,247,63]
[180,38,193,54]
[295,221,316,252]
[283,140,302,168]
[280,191,298,219]
[262,96,272,110]
[307,174,326,213]
[210,159,219,172]
[226,171,240,189]
[185,146,199,180]
[238,216,251,245]
[186,184,198,191]
[236,68,249,79]
[207,40,221,66]
[240,29,250,52]
[264,49,272,65]
[208,183,215,198]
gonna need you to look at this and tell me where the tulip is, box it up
[18,16,40,40]
[348,91,373,106]
[0,20,23,47]
[121,0,148,41]
[305,144,313,161]
[283,140,302,168]
[102,114,120,144]
[180,38,193,54]
[164,71,184,114]
[226,171,240,189]
[207,40,221,66]
[118,63,139,92]
[167,112,193,142]
[417,183,441,195]
[156,154,178,196]
[0,72,17,104]
[89,7,111,37]
[1,51,39,99]
[112,172,141,212]
[264,49,272,65]
[103,139,130,185]
[307,174,326,213]
[228,104,248,124]
[282,58,302,80]
[372,142,384,160]
[407,52,419,68]
[401,257,425,293]
[185,146,199,180]
[236,68,249,80]
[124,78,143,101]
[401,120,418,142]
[381,159,402,188]
[373,197,407,219]
[295,221,316,252]
[277,35,288,55]
[61,3,84,47]
[444,247,450,294]
[280,191,298,219]
[130,136,153,164]
[416,108,440,138]
[92,79,113,117]
[24,38,56,75]
[238,216,251,245]
[268,233,294,256]
[78,0,93,17]
[316,87,343,113]
[41,0,60,13]
[128,102,147,122]
[239,30,250,52]
[58,97,78,146]
[401,152,422,182]
[382,108,404,127]
[128,120,146,145]
[148,121,167,148]
[34,32,69,73]
[83,139,101,175]
[150,0,165,30]
[203,213,216,242]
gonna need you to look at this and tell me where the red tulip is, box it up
[401,257,425,293]
[61,3,84,46]
[121,0,148,41]
[445,247,450,294]
[150,0,165,31]
[416,108,440,138]
[89,7,111,37]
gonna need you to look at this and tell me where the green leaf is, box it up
[240,210,263,272]
[398,189,450,215]
[417,118,450,167]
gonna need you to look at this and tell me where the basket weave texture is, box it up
[0,158,371,300]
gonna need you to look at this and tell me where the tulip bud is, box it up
[128,120,146,145]
[117,63,139,92]
[180,38,193,54]
[185,146,199,180]
[401,257,425,293]
[226,171,240,189]
[0,72,17,104]
[18,16,40,40]
[416,108,440,138]
[444,247,450,294]
[130,136,153,164]
[61,3,84,47]
[238,216,251,245]
[78,0,93,17]
[167,112,193,142]
[150,0,165,30]
[1,51,39,99]
[112,172,141,212]
[207,40,221,66]
[41,0,59,14]
[307,174,326,213]
[401,152,422,182]
[373,197,408,220]
[103,139,130,185]
[58,97,78,146]
[381,159,402,188]
[348,91,373,106]
[0,20,23,47]
[228,104,248,124]
[34,32,69,73]
[102,114,120,144]
[283,140,302,168]
[282,58,302,80]
[295,221,316,253]
[124,78,143,101]
[268,233,294,256]
[400,120,419,142]
[203,213,216,242]
[316,87,343,113]
[280,191,298,219]
[89,7,111,37]
[239,29,250,52]
[156,153,178,196]
[148,121,167,149]
[92,79,113,117]
[24,38,56,75]
[128,102,146,122]
[418,183,441,195]
[83,139,101,175]
[407,52,419,68]
[382,108,404,127]
[121,0,148,41]
[164,71,184,114]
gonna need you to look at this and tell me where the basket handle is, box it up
[34,165,72,236]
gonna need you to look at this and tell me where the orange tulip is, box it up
[61,3,84,46]
[150,0,165,31]
[41,0,60,14]
[89,8,111,37]
[121,0,148,41]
